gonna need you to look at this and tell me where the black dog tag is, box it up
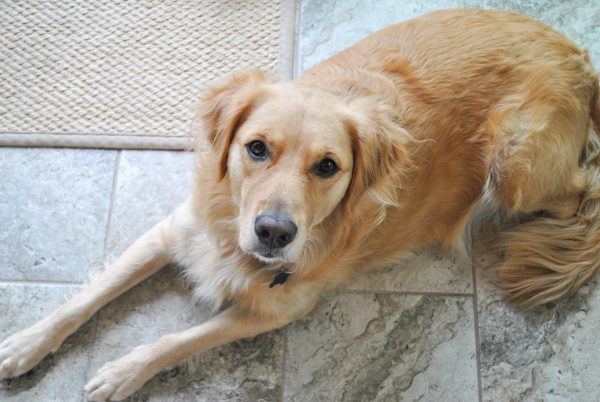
[269,271,290,288]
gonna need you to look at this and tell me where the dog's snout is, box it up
[254,214,298,249]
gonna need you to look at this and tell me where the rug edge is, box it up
[0,132,194,151]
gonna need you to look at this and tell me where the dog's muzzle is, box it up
[254,213,297,250]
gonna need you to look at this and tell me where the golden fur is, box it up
[1,9,599,400]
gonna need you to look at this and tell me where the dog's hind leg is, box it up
[0,200,186,380]
[488,104,589,219]
[490,81,600,307]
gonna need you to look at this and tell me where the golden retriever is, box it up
[2,8,600,401]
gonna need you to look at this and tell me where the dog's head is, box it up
[197,70,410,264]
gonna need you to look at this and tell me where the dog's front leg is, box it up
[0,203,184,380]
[84,304,302,401]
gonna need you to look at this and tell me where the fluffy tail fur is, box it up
[499,89,600,308]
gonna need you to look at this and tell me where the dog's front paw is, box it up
[85,347,155,401]
[0,322,60,379]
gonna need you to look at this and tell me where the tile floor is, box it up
[2,1,600,401]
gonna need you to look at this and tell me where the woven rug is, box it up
[0,0,296,150]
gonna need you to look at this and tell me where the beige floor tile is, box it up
[104,150,194,260]
[0,148,116,282]
[475,233,600,402]
[285,292,477,402]
[347,246,473,294]
[0,283,95,402]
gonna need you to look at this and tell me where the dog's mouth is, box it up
[250,247,287,264]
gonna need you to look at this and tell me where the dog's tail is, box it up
[498,87,600,308]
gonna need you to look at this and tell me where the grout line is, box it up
[0,279,82,286]
[280,329,288,402]
[103,151,122,256]
[334,288,474,297]
[471,244,483,402]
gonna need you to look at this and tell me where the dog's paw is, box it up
[0,322,59,379]
[85,347,155,401]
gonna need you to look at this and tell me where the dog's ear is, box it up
[195,70,271,180]
[340,98,413,220]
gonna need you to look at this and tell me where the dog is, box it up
[2,8,600,401]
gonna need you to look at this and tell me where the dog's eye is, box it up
[314,158,339,178]
[246,140,268,160]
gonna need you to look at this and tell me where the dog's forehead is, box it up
[248,85,350,145]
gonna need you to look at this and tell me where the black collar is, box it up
[269,271,290,288]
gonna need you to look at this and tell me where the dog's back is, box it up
[302,9,600,307]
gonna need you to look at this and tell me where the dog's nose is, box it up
[254,214,298,249]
